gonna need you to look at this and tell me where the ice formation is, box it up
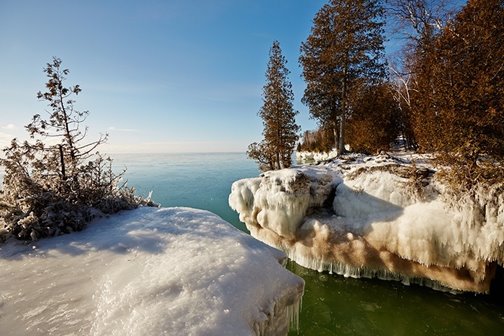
[0,207,304,336]
[229,154,504,293]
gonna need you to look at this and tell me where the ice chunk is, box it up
[0,207,304,336]
[229,167,341,239]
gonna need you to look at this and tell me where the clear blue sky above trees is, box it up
[0,0,463,153]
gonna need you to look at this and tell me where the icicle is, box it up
[287,297,301,333]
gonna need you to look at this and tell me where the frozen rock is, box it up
[229,167,341,240]
[0,207,304,336]
[229,159,504,293]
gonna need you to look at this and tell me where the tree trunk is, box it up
[333,101,339,151]
[59,144,66,180]
[338,116,345,155]
[333,125,338,151]
[338,66,348,155]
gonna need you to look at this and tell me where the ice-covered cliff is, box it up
[0,207,304,336]
[229,154,504,293]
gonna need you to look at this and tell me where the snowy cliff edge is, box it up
[229,155,504,293]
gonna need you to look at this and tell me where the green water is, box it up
[287,262,504,335]
[114,152,504,335]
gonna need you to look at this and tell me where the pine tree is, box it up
[248,41,300,171]
[28,57,108,183]
[300,0,387,155]
[0,58,152,242]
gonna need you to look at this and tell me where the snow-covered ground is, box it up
[229,153,504,293]
[296,150,339,164]
[0,207,304,336]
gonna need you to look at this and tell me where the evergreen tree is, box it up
[298,128,335,153]
[29,57,108,183]
[300,0,387,155]
[248,41,300,171]
[0,58,152,242]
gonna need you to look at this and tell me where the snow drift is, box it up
[229,154,504,293]
[0,207,304,336]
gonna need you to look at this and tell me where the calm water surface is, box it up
[113,152,253,232]
[61,153,504,334]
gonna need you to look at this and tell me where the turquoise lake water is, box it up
[112,152,504,336]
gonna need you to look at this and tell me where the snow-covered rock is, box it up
[229,154,504,293]
[296,150,339,164]
[0,207,304,336]
[230,167,340,241]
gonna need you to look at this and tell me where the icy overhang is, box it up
[229,155,504,293]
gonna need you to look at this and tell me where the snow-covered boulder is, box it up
[229,155,504,293]
[0,207,304,336]
[229,167,341,241]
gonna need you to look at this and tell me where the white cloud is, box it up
[1,123,16,130]
[0,131,12,140]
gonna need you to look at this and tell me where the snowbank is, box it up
[296,150,339,164]
[229,154,504,293]
[0,207,304,336]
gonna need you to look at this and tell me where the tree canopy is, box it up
[300,0,387,154]
[408,0,504,187]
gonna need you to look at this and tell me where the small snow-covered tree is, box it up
[29,57,108,183]
[0,57,153,242]
[248,41,300,171]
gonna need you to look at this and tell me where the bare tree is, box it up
[385,0,455,44]
[388,63,417,149]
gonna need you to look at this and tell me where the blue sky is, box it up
[0,0,457,153]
